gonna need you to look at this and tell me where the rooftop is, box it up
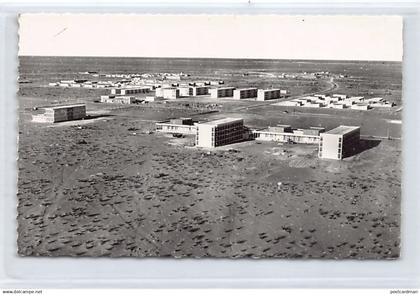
[45,104,86,110]
[118,86,151,89]
[235,87,257,91]
[191,85,210,88]
[324,125,360,135]
[199,117,243,126]
[259,88,280,92]
[211,87,236,90]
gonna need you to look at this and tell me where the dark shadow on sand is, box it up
[84,114,114,120]
[344,138,381,158]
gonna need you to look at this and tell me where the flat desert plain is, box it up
[17,57,402,258]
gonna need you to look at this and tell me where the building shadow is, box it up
[84,114,114,120]
[344,138,381,158]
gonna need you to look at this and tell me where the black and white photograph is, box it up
[16,14,402,259]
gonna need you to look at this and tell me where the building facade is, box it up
[100,95,136,104]
[209,87,235,98]
[156,87,179,99]
[233,88,258,99]
[319,126,361,160]
[111,87,150,95]
[196,118,244,148]
[257,89,281,101]
[254,126,324,144]
[155,118,197,135]
[178,87,191,97]
[190,86,209,96]
[32,104,86,123]
[351,104,371,110]
[145,96,164,102]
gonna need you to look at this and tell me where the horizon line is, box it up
[18,55,402,63]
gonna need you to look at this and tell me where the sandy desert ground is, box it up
[17,57,402,258]
[17,104,401,258]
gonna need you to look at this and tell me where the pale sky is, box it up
[18,14,403,61]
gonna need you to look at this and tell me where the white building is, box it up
[254,125,324,144]
[209,87,235,98]
[145,96,164,102]
[319,125,360,160]
[190,86,209,96]
[302,102,322,108]
[100,95,136,104]
[351,104,371,110]
[330,103,346,109]
[332,94,347,99]
[196,118,244,148]
[156,118,197,135]
[277,100,302,107]
[257,89,281,101]
[233,88,258,99]
[155,87,179,99]
[178,87,191,97]
[32,104,86,123]
[111,87,150,95]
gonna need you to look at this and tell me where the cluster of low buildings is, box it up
[277,94,394,110]
[97,83,287,105]
[48,72,188,90]
[31,103,360,161]
[155,116,360,160]
[49,79,116,89]
[98,86,153,105]
[154,85,289,101]
[49,73,291,104]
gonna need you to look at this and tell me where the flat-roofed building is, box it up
[156,117,197,135]
[178,87,191,97]
[100,95,136,104]
[370,102,394,108]
[190,86,209,96]
[254,125,323,144]
[257,89,281,101]
[268,125,292,133]
[209,87,235,98]
[196,118,244,148]
[169,117,193,125]
[161,88,180,99]
[32,104,86,123]
[302,102,322,108]
[233,88,258,99]
[277,100,302,107]
[319,125,360,160]
[145,96,164,102]
[111,87,150,95]
[303,127,325,136]
[155,88,163,98]
[332,94,347,99]
[351,104,371,110]
[331,103,346,109]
